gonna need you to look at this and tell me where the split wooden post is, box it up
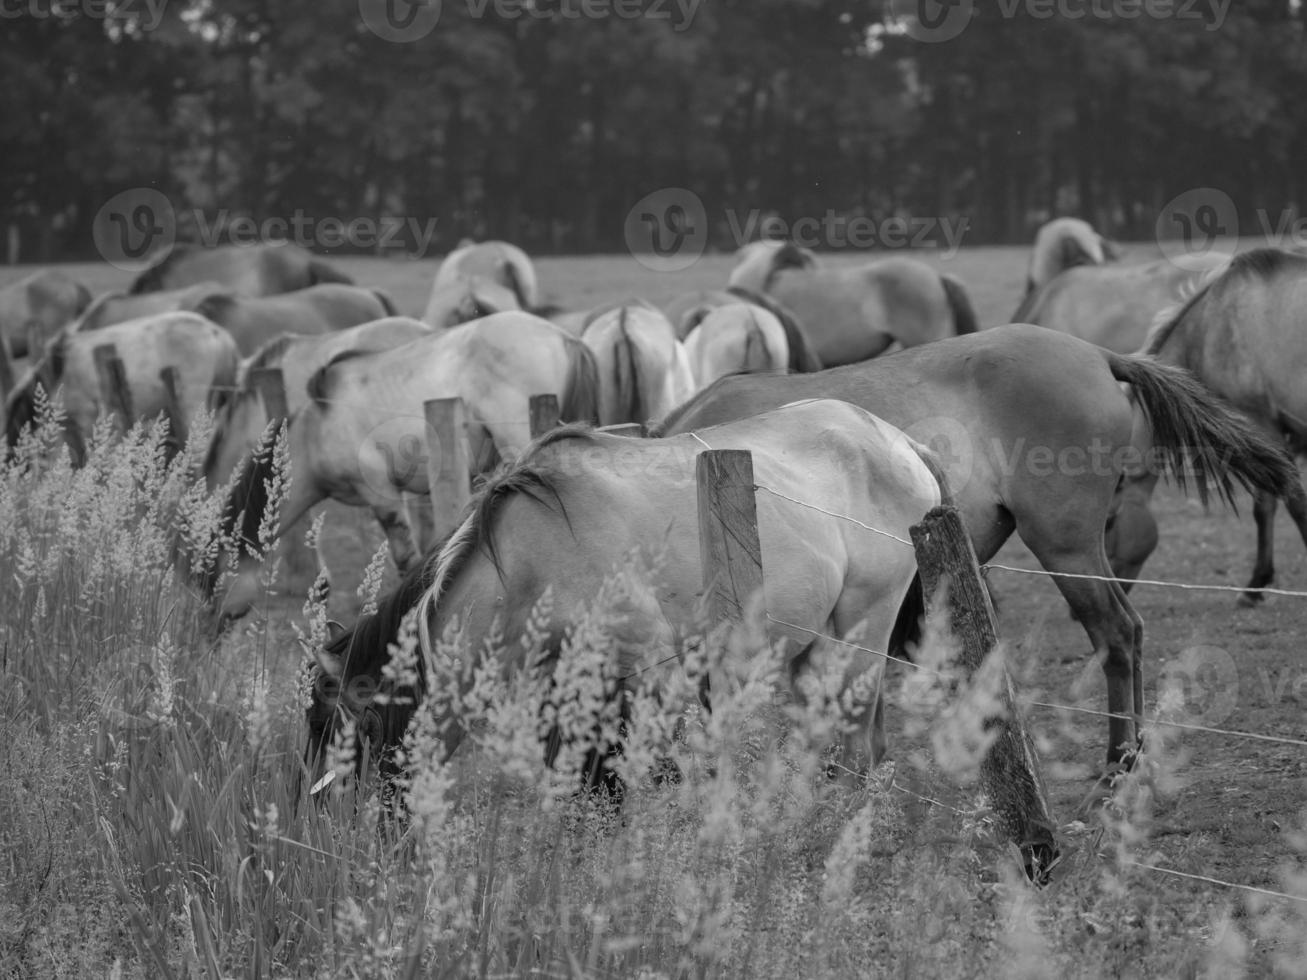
[92,344,133,432]
[249,367,289,425]
[529,393,561,439]
[910,504,1057,879]
[158,366,184,453]
[424,397,472,540]
[0,331,14,404]
[596,422,644,437]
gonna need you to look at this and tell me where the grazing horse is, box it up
[0,269,92,356]
[1111,248,1307,605]
[727,241,978,366]
[1015,253,1229,354]
[202,317,436,597]
[1021,217,1119,301]
[304,398,943,802]
[581,302,696,427]
[76,282,230,332]
[683,302,789,387]
[189,284,397,354]
[664,286,823,373]
[653,324,1298,768]
[130,243,353,296]
[208,312,599,621]
[421,274,521,330]
[5,312,239,462]
[434,239,540,310]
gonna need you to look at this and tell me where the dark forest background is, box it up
[4,0,1307,259]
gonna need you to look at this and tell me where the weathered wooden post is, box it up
[0,332,14,404]
[249,367,289,425]
[158,366,185,454]
[597,422,644,437]
[910,504,1057,880]
[92,344,133,433]
[424,397,472,540]
[529,393,560,439]
[696,449,765,707]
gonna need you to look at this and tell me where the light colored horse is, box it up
[421,274,521,330]
[190,284,397,354]
[130,242,353,296]
[0,269,92,356]
[305,398,943,799]
[727,241,978,366]
[664,285,824,373]
[434,239,540,310]
[655,324,1298,769]
[683,302,788,387]
[1022,217,1118,299]
[208,312,599,620]
[1111,248,1307,605]
[4,312,239,462]
[202,317,436,597]
[76,282,230,332]
[580,302,697,427]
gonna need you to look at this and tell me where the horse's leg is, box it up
[1239,490,1278,607]
[370,503,421,574]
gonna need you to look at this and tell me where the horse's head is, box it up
[728,239,817,292]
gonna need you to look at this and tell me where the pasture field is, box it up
[3,242,1307,979]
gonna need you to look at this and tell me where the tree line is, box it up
[4,0,1305,261]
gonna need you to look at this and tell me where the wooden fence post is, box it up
[910,504,1057,879]
[249,367,289,424]
[92,344,133,432]
[0,331,14,405]
[696,449,764,626]
[596,422,644,437]
[424,397,472,540]
[25,324,42,363]
[158,366,185,453]
[529,393,560,439]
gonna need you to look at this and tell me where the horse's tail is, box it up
[741,318,770,373]
[1107,353,1300,507]
[941,274,979,335]
[307,258,354,286]
[560,334,601,425]
[503,259,533,310]
[613,308,645,425]
[372,289,399,317]
[726,285,822,373]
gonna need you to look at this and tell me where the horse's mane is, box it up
[1142,248,1293,355]
[129,244,197,294]
[306,348,370,406]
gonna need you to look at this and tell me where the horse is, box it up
[303,398,944,808]
[1014,253,1229,353]
[5,312,239,463]
[75,282,231,332]
[652,323,1299,769]
[130,242,353,296]
[664,285,823,373]
[580,302,697,427]
[682,302,789,387]
[1111,248,1307,606]
[201,317,436,598]
[0,269,92,356]
[207,312,599,621]
[189,284,398,354]
[727,241,978,366]
[433,239,540,310]
[421,274,521,330]
[1020,217,1119,301]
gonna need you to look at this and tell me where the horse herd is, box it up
[3,225,1305,834]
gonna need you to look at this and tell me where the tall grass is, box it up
[2,396,1305,978]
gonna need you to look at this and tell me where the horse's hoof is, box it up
[1236,592,1264,608]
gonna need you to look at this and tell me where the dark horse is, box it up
[651,324,1299,769]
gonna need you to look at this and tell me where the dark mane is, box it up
[307,348,369,406]
[129,244,196,294]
